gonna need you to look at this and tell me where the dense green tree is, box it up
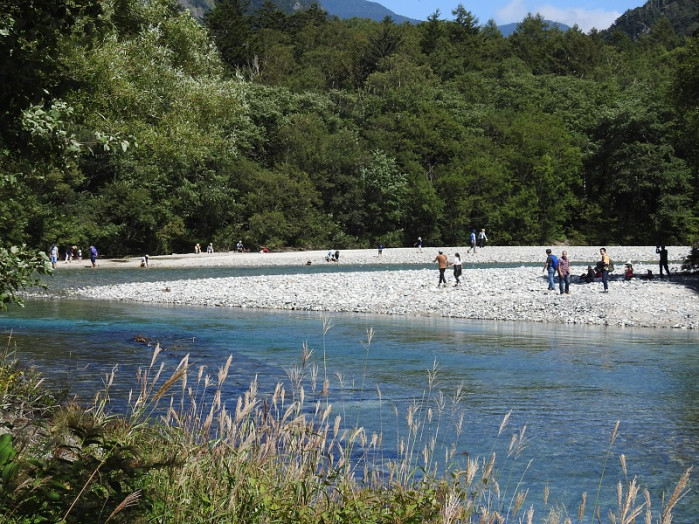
[451,4,480,40]
[358,17,403,84]
[0,0,102,145]
[204,0,253,70]
[360,150,408,241]
[672,36,699,171]
[420,10,445,56]
[0,0,696,254]
[510,14,566,75]
[585,82,696,243]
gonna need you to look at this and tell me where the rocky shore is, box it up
[67,246,698,330]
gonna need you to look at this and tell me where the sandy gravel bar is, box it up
[67,246,698,330]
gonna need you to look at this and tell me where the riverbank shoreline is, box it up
[58,246,698,330]
[57,245,688,270]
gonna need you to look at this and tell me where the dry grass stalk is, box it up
[577,491,587,522]
[644,489,652,524]
[105,490,141,522]
[498,410,512,437]
[512,488,527,515]
[661,466,691,524]
[441,490,462,524]
[616,476,644,523]
[526,505,534,524]
[152,364,189,403]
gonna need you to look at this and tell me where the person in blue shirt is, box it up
[89,245,98,268]
[467,230,477,253]
[542,249,558,291]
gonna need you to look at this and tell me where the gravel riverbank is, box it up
[66,246,698,330]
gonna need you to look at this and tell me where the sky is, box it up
[376,0,644,32]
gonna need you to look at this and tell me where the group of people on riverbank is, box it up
[431,245,674,292]
[543,246,673,293]
[416,229,488,258]
[543,249,576,294]
[48,244,98,269]
[467,229,488,253]
[432,251,463,287]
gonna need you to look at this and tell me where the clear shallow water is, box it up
[1,297,697,521]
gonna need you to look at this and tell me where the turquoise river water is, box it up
[1,264,697,521]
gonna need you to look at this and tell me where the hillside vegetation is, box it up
[1,0,697,256]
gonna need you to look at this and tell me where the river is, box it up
[1,265,697,520]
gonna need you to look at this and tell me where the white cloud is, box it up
[496,0,622,32]
[496,0,529,24]
[538,5,621,32]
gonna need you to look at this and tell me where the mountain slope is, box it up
[178,0,418,23]
[605,0,698,39]
[319,0,419,24]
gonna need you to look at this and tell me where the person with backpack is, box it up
[477,229,488,248]
[543,249,558,291]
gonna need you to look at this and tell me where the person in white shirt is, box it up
[477,229,488,248]
[451,252,463,286]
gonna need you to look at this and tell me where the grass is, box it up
[0,329,692,523]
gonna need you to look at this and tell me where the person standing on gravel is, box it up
[558,251,571,294]
[434,251,448,287]
[477,229,487,248]
[467,229,477,253]
[451,252,463,286]
[656,245,670,277]
[543,249,558,291]
[599,247,610,292]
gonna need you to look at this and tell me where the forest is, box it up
[1,0,698,256]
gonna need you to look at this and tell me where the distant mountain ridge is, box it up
[177,0,418,23]
[179,0,698,40]
[318,0,419,24]
[178,0,564,31]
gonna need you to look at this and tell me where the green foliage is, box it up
[682,243,699,271]
[360,150,408,239]
[0,0,102,146]
[0,434,19,491]
[0,0,696,252]
[0,246,53,310]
